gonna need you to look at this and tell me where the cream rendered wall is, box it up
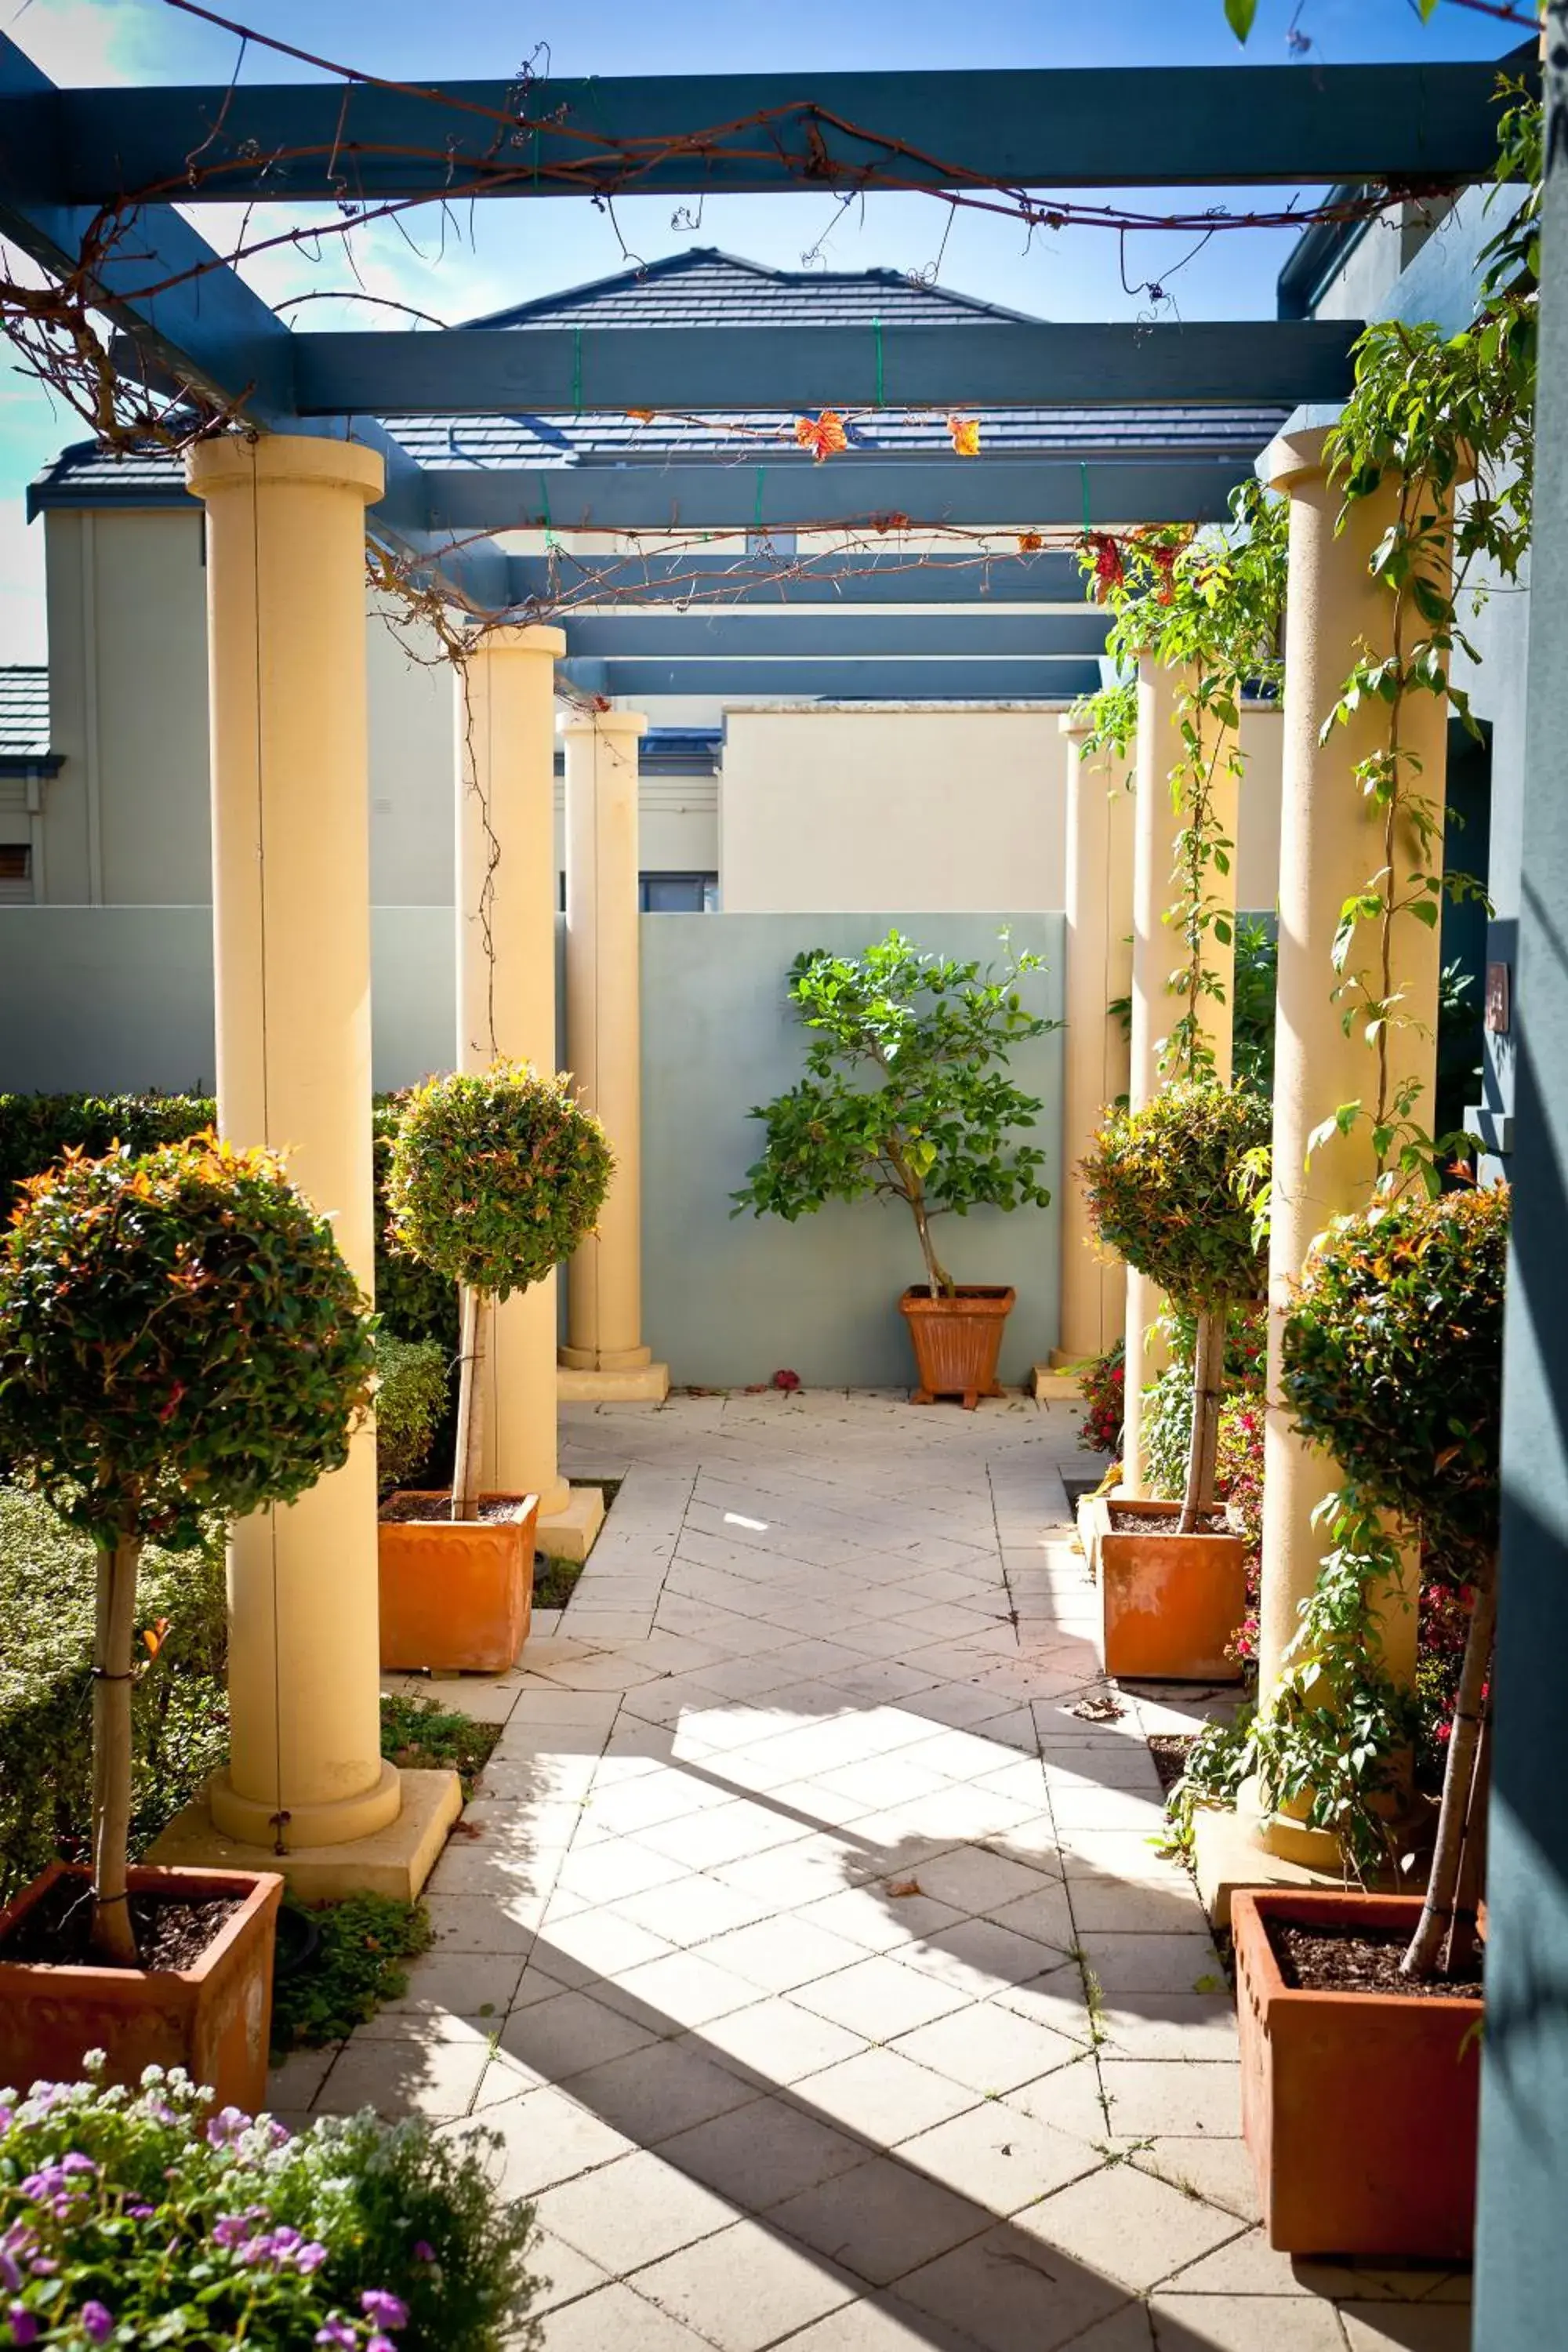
[44,508,211,904]
[1236,705,1283,913]
[720,705,1070,914]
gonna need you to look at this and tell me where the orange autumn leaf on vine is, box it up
[948,414,981,456]
[795,410,848,463]
[626,407,655,423]
[1018,531,1044,553]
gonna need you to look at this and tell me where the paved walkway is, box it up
[273,1393,1471,2351]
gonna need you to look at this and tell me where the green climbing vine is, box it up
[1076,481,1289,1083]
[1181,78,1541,1875]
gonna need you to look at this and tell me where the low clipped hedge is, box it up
[0,1091,458,1356]
[0,1486,229,1906]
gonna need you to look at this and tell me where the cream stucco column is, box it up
[456,625,575,1526]
[1056,713,1135,1367]
[558,710,670,1402]
[1251,426,1445,1861]
[187,434,398,1855]
[1122,656,1238,1495]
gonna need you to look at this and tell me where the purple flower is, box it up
[60,2154,95,2177]
[413,2242,436,2264]
[205,2106,252,2148]
[313,2325,356,2350]
[8,2309,38,2348]
[0,2263,16,2302]
[125,2205,154,2222]
[361,2290,409,2330]
[296,2244,328,2277]
[368,2338,397,2352]
[211,2205,268,2252]
[80,2305,114,2346]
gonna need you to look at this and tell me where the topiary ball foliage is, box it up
[0,1134,377,1549]
[1080,1079,1272,1312]
[1281,1181,1510,1572]
[387,1060,613,1301]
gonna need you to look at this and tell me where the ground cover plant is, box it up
[734,931,1058,1297]
[0,2056,541,2349]
[0,1137,376,1962]
[1080,1080,1270,1531]
[269,1894,434,2054]
[387,1065,612,1520]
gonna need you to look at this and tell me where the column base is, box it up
[559,1341,653,1374]
[1031,1364,1084,1402]
[536,1486,605,1563]
[207,1757,402,1851]
[146,1767,461,1903]
[558,1361,670,1403]
[1189,1791,1352,1929]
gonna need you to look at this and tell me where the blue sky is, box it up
[0,0,1523,658]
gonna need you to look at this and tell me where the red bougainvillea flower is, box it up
[1152,543,1178,604]
[772,1368,801,1392]
[948,414,981,456]
[794,411,848,463]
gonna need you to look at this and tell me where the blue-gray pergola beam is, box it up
[560,658,1094,699]
[27,60,1527,205]
[430,457,1250,533]
[560,613,1108,659]
[510,550,1085,605]
[292,320,1359,416]
[1473,5,1568,2338]
[0,31,509,609]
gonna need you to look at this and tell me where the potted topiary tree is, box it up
[1232,1179,1508,2259]
[734,931,1058,1407]
[380,1060,612,1671]
[0,1133,377,2110]
[1077,1077,1271,1678]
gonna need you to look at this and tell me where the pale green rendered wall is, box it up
[640,913,1065,1388]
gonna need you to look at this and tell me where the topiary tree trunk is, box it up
[1178,1309,1228,1535]
[451,1284,492,1523]
[90,1535,141,1964]
[1402,1558,1496,1980]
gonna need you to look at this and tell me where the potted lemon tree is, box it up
[1078,1078,1271,1678]
[735,931,1058,1407]
[1232,1180,1508,2257]
[380,1061,612,1671]
[0,1134,377,2111]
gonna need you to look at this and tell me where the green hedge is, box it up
[0,1091,458,1354]
[0,1486,230,1905]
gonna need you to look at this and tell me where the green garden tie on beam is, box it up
[873,316,885,408]
[539,476,556,552]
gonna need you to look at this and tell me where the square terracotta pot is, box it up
[899,1285,1015,1409]
[0,1863,281,2115]
[1078,1494,1246,1682]
[378,1491,539,1673]
[1233,1888,1482,2258]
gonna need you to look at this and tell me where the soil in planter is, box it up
[1147,1733,1196,1795]
[379,1494,533,1525]
[1109,1505,1230,1535]
[1271,1917,1484,2002]
[0,1877,241,1973]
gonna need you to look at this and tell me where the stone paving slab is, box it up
[277,1393,1472,2350]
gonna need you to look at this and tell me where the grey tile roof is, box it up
[28,252,1286,502]
[0,668,56,767]
[466,249,1040,331]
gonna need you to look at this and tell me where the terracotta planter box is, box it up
[378,1492,539,1673]
[1233,1889,1482,2259]
[899,1284,1015,1409]
[0,1863,281,2115]
[1078,1493,1246,1682]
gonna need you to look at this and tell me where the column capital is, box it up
[1257,421,1335,495]
[187,430,384,505]
[1058,710,1094,740]
[469,622,567,661]
[558,709,649,743]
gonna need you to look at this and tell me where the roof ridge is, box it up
[462,246,1046,330]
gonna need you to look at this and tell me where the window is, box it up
[0,843,32,906]
[640,873,718,913]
